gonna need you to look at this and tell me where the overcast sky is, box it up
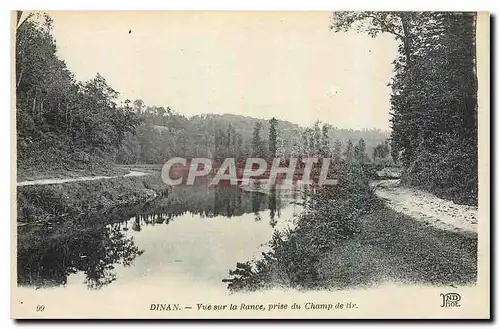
[46,11,398,130]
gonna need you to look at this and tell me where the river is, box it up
[17,184,304,292]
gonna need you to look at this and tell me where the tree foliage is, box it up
[373,140,390,160]
[16,13,140,174]
[268,117,278,158]
[331,12,478,205]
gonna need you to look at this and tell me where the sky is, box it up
[45,11,398,130]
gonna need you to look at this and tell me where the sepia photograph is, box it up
[11,10,490,319]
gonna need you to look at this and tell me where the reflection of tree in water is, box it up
[140,185,282,226]
[268,185,277,227]
[17,185,286,289]
[130,185,283,227]
[131,217,141,231]
[83,224,143,289]
[251,191,263,221]
[17,217,143,289]
[126,213,174,231]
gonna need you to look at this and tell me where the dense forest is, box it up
[15,13,140,175]
[331,12,478,205]
[15,12,390,178]
[116,105,390,164]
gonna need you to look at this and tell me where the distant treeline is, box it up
[332,12,478,205]
[116,107,391,165]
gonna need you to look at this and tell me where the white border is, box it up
[2,1,496,328]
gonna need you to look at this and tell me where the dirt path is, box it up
[17,170,149,187]
[317,180,478,288]
[372,179,478,235]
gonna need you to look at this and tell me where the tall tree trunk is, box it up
[399,13,412,67]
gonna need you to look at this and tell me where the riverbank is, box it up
[17,172,167,224]
[224,167,478,292]
[224,204,477,292]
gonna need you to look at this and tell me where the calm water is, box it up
[17,184,303,291]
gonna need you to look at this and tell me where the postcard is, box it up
[11,10,490,319]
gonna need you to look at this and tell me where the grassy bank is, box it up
[17,173,167,224]
[223,164,477,292]
[223,164,379,290]
[16,165,131,182]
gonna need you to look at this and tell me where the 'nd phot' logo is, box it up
[440,293,461,308]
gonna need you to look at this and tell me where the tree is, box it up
[155,106,167,125]
[123,99,132,111]
[276,128,286,158]
[215,128,226,160]
[390,140,399,164]
[133,99,145,115]
[321,123,331,157]
[234,132,243,160]
[269,117,278,159]
[252,121,264,158]
[373,140,390,159]
[312,120,322,154]
[354,138,368,164]
[333,139,342,162]
[290,128,303,157]
[331,12,414,68]
[15,13,141,173]
[344,139,354,163]
[331,12,478,204]
[302,128,311,156]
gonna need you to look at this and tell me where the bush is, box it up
[403,137,477,205]
[223,162,382,291]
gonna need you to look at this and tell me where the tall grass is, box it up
[223,162,384,291]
